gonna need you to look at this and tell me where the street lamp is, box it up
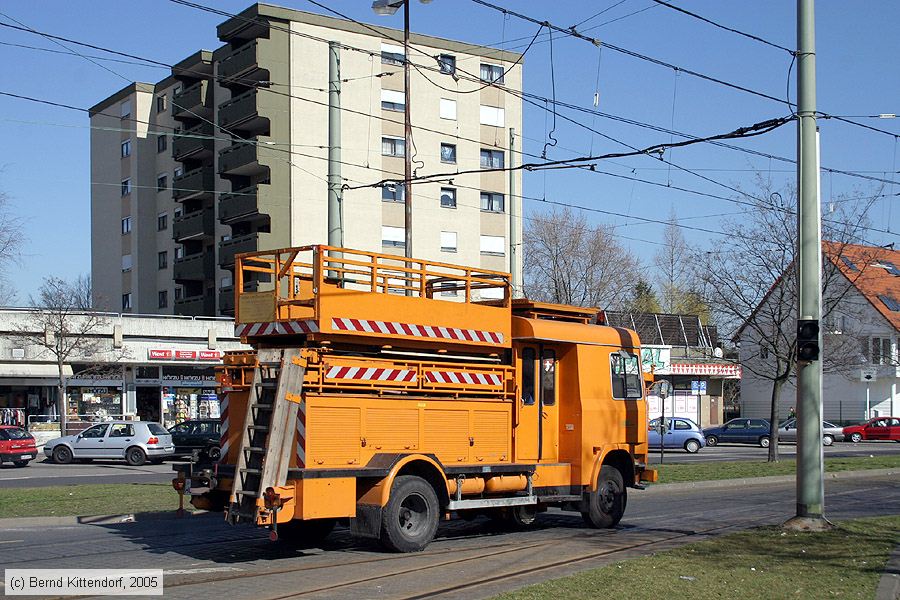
[372,0,432,260]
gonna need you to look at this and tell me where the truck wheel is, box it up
[507,505,538,528]
[53,446,73,465]
[277,518,335,547]
[581,465,626,529]
[126,447,147,466]
[380,475,440,552]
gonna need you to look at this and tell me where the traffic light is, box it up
[797,319,820,362]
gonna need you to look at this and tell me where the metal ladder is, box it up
[228,348,305,523]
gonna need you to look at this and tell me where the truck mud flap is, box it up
[351,504,382,539]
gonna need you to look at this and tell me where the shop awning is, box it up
[0,363,73,379]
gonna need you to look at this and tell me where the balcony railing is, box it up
[172,167,215,201]
[172,80,211,119]
[219,185,262,224]
[173,252,215,282]
[173,209,215,241]
[218,88,263,131]
[218,140,266,176]
[174,294,216,317]
[219,233,260,267]
[218,40,265,83]
[172,122,215,161]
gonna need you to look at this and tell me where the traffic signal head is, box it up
[797,319,820,362]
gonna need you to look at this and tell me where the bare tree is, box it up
[523,207,640,308]
[0,190,25,303]
[694,179,875,461]
[654,208,691,313]
[14,275,109,434]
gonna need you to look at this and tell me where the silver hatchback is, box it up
[43,421,175,466]
[777,418,845,446]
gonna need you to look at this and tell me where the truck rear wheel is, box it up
[379,475,440,553]
[581,465,626,529]
[277,518,335,547]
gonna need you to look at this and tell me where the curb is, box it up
[642,467,899,493]
[876,545,900,600]
[0,510,210,529]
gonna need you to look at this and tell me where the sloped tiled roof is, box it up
[824,241,900,332]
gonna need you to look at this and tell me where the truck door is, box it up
[515,344,559,463]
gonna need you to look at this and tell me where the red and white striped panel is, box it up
[325,365,417,383]
[219,394,230,459]
[235,320,319,338]
[425,370,503,387]
[296,399,306,469]
[331,318,504,344]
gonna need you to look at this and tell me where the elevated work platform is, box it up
[234,245,511,352]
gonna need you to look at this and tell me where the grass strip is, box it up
[0,483,189,519]
[655,454,900,483]
[495,515,900,600]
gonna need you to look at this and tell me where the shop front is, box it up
[137,351,222,428]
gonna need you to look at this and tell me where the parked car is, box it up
[648,417,706,453]
[43,421,174,466]
[843,417,900,443]
[169,419,222,460]
[703,418,772,447]
[777,418,844,446]
[0,426,38,467]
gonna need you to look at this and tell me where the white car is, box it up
[777,418,844,446]
[43,421,175,466]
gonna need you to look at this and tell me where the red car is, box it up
[0,426,38,467]
[843,417,900,443]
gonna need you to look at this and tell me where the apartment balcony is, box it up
[218,140,266,177]
[173,208,215,242]
[219,233,260,268]
[173,251,215,282]
[218,40,268,84]
[171,50,213,80]
[172,80,212,120]
[172,122,215,162]
[218,286,235,315]
[219,185,266,224]
[218,12,270,43]
[218,88,268,134]
[172,166,215,201]
[174,294,216,317]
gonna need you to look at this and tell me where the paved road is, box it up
[1,473,897,599]
[649,439,900,464]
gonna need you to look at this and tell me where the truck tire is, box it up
[379,475,440,552]
[277,518,335,547]
[581,465,626,529]
[506,505,538,528]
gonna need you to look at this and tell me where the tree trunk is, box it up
[57,357,67,437]
[767,377,785,462]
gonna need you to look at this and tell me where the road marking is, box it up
[0,540,23,544]
[0,471,165,481]
[163,567,243,575]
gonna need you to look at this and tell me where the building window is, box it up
[480,192,505,212]
[157,212,168,231]
[440,231,457,253]
[440,143,457,164]
[121,216,132,235]
[158,251,168,269]
[438,54,456,75]
[870,337,893,365]
[120,100,131,119]
[122,293,132,310]
[157,94,167,113]
[382,136,405,157]
[174,166,183,178]
[157,290,168,308]
[382,225,405,248]
[174,287,183,301]
[480,234,505,255]
[480,105,505,127]
[121,254,133,272]
[381,89,405,112]
[121,139,131,158]
[221,274,233,289]
[121,179,131,196]
[157,174,167,192]
[480,63,504,84]
[382,182,405,203]
[174,245,184,259]
[381,43,404,66]
[174,207,182,218]
[157,134,167,153]
[439,98,457,121]
[440,187,457,208]
[480,149,505,169]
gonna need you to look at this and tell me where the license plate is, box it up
[20,454,33,460]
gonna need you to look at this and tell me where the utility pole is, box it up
[327,42,343,258]
[788,0,828,529]
[509,128,518,297]
[402,1,413,259]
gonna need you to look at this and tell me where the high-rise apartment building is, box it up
[90,4,523,316]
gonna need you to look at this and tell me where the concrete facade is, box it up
[90,4,524,317]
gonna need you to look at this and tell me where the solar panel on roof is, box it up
[875,261,900,276]
[878,294,900,311]
[840,256,859,272]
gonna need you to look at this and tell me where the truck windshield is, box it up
[610,352,642,399]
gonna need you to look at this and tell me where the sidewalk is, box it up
[877,545,900,600]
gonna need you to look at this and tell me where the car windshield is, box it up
[147,423,169,435]
[4,428,31,440]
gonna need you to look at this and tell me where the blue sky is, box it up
[1,0,898,304]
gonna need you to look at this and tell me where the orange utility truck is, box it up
[174,245,657,552]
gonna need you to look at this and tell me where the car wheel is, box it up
[379,475,440,552]
[207,446,221,461]
[759,436,770,448]
[705,435,718,447]
[12,460,30,468]
[684,439,701,454]
[126,446,147,466]
[277,518,335,546]
[822,435,834,446]
[52,446,73,465]
[581,465,626,529]
[850,432,863,443]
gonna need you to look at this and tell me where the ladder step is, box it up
[240,468,261,475]
[229,509,257,520]
[248,425,269,431]
[244,446,266,453]
[252,403,273,410]
[237,490,259,498]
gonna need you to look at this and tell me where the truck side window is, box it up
[522,347,536,405]
[541,349,556,406]
[610,352,642,399]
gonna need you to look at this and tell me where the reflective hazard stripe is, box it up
[234,320,319,337]
[331,317,503,344]
[425,371,503,386]
[325,366,417,382]
[219,395,230,458]
[296,400,306,468]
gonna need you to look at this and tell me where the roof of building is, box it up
[824,241,900,331]
[604,311,718,348]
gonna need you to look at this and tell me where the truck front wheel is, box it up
[582,465,626,529]
[379,475,440,552]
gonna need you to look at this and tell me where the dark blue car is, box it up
[702,418,771,448]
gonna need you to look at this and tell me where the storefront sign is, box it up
[672,363,742,378]
[641,346,671,375]
[148,349,223,361]
[149,350,173,359]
